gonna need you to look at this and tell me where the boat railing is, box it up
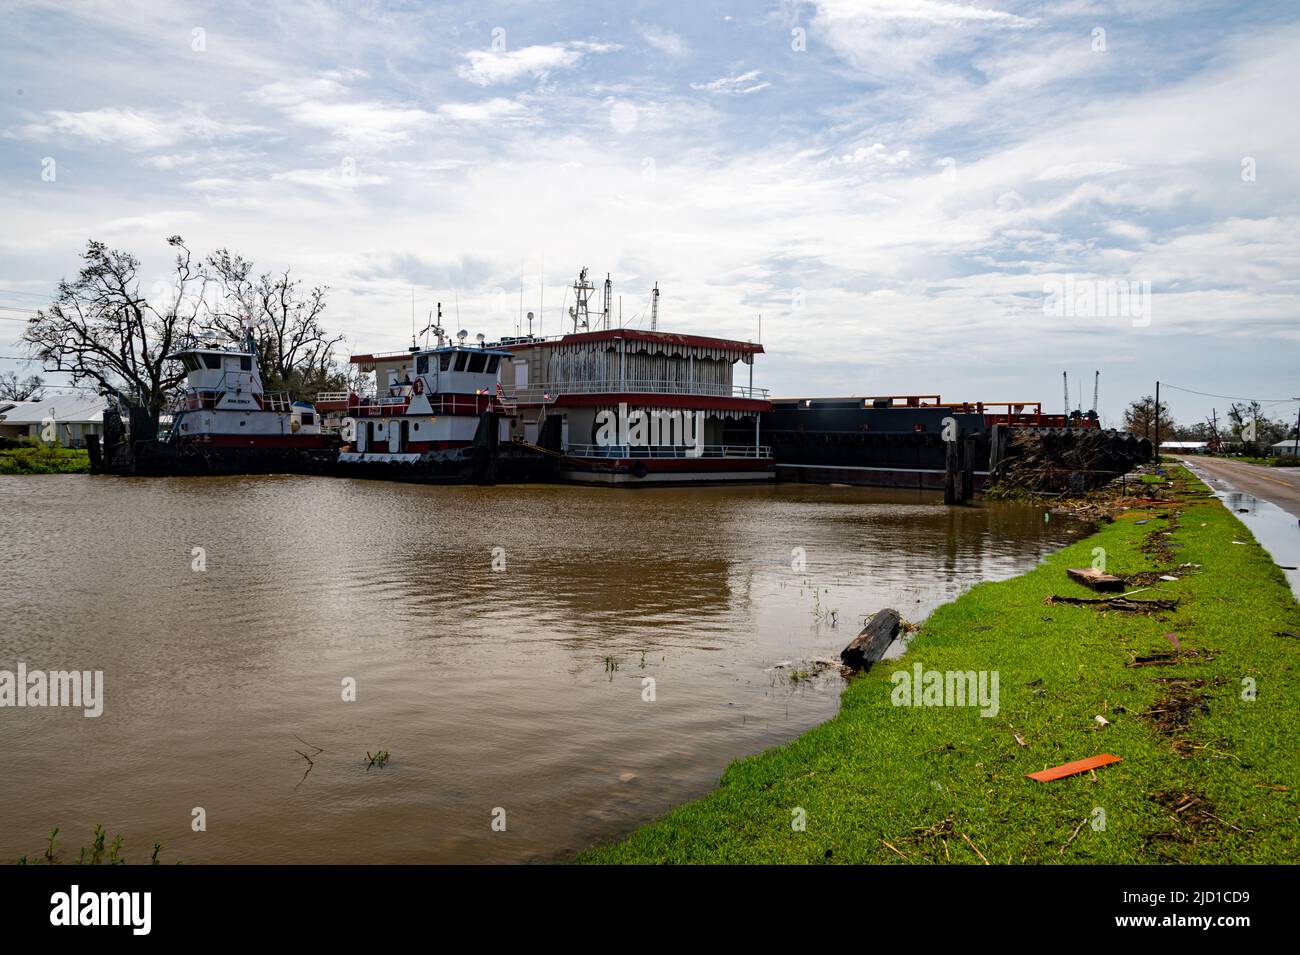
[345,393,501,417]
[563,443,772,459]
[502,379,769,402]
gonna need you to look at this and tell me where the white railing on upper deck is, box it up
[563,444,772,459]
[502,379,769,402]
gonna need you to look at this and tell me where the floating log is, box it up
[1067,567,1125,592]
[840,609,901,671]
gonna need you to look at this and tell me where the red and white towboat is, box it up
[90,329,335,475]
[335,328,546,483]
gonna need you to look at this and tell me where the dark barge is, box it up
[750,395,1152,493]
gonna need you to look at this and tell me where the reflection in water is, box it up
[1199,481,1300,599]
[0,475,1079,863]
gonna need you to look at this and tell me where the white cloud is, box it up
[828,143,912,168]
[15,106,265,151]
[437,98,529,123]
[457,41,620,86]
[250,73,434,150]
[816,0,1036,27]
[690,70,770,95]
[812,0,1038,80]
[635,22,689,59]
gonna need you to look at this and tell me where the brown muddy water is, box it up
[0,475,1081,863]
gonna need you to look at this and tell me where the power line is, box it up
[1160,382,1298,404]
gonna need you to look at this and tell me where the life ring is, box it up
[413,377,424,395]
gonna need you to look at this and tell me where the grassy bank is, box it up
[0,445,90,474]
[581,467,1300,863]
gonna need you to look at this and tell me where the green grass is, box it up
[580,467,1300,864]
[0,444,90,474]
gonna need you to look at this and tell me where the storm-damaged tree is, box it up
[202,250,346,400]
[21,236,206,439]
[0,371,45,401]
[1227,400,1288,456]
[1123,395,1173,440]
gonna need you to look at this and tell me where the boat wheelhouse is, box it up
[166,340,327,450]
[341,337,512,463]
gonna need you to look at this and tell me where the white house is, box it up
[1159,440,1209,454]
[0,395,105,448]
[1269,439,1299,457]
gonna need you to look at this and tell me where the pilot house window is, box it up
[453,352,468,372]
[467,353,487,374]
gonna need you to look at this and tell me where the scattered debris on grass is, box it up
[1026,753,1122,782]
[1045,594,1179,614]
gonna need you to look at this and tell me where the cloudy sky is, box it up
[2,0,1297,427]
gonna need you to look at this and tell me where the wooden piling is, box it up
[944,431,959,504]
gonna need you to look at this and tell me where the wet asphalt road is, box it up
[1177,455,1300,519]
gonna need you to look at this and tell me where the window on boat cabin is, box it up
[453,352,468,372]
[301,413,315,425]
[201,353,222,370]
[467,352,487,374]
[439,352,452,371]
[486,355,500,374]
[416,355,429,374]
[240,356,252,371]
[181,354,201,372]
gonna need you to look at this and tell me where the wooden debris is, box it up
[1127,652,1179,667]
[840,608,901,671]
[1044,594,1179,614]
[1026,753,1122,782]
[1067,567,1125,592]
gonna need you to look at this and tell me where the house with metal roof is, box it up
[0,394,105,448]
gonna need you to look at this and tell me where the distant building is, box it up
[0,395,105,448]
[1270,439,1300,457]
[1159,440,1209,454]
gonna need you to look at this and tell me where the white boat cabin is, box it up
[345,343,513,456]
[168,345,321,441]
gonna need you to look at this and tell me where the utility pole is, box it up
[1293,400,1299,456]
[1154,380,1160,453]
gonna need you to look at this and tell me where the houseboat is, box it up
[488,269,774,484]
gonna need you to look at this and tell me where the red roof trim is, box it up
[504,329,764,354]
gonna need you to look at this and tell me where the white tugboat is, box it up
[336,322,551,483]
[89,325,335,475]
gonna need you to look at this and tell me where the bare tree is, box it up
[203,250,344,398]
[21,236,206,436]
[1228,401,1287,454]
[0,371,45,401]
[1122,395,1172,439]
